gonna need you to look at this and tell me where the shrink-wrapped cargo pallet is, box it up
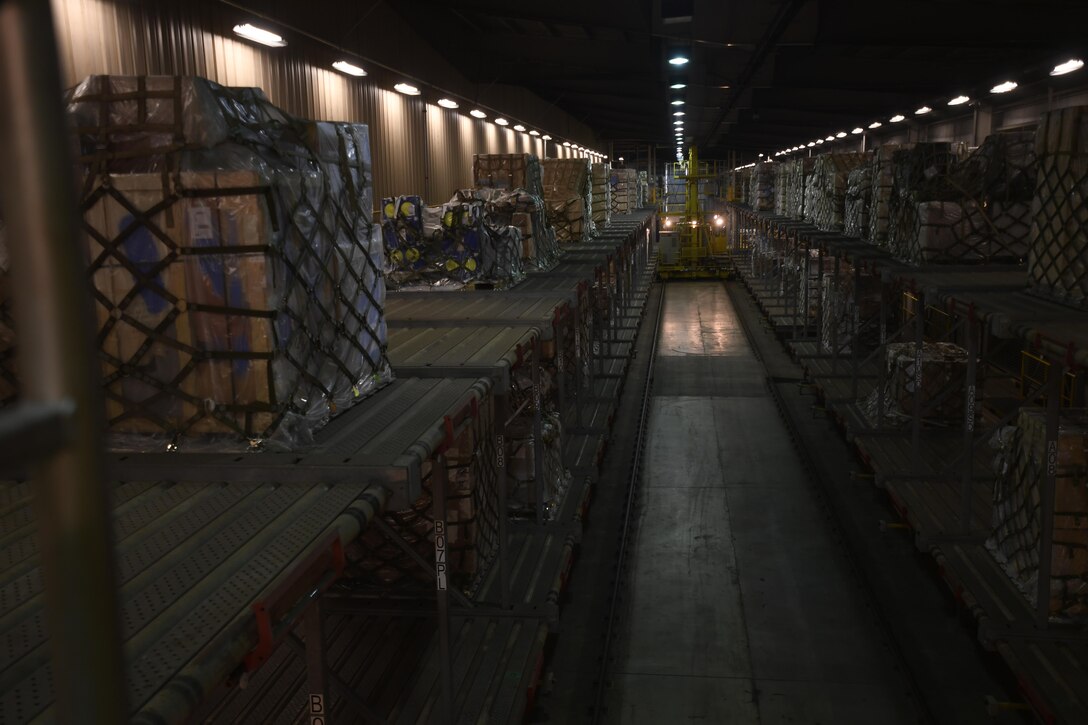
[1030,106,1088,308]
[808,152,870,231]
[454,187,559,270]
[611,168,639,214]
[864,342,967,425]
[844,166,872,239]
[590,162,612,228]
[786,157,816,219]
[886,143,956,258]
[65,75,391,449]
[355,396,500,594]
[988,408,1088,621]
[750,162,775,211]
[774,163,790,216]
[542,158,594,243]
[638,170,649,208]
[820,262,881,352]
[868,144,909,246]
[380,195,524,290]
[473,153,544,197]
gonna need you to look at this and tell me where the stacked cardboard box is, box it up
[472,153,544,197]
[886,143,956,258]
[844,166,872,239]
[807,152,870,231]
[611,168,639,215]
[66,75,391,448]
[1030,106,1088,308]
[590,162,612,228]
[542,158,594,243]
[867,144,909,246]
[750,162,775,211]
[988,408,1088,621]
[865,342,967,424]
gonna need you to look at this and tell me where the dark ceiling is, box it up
[387,0,1088,160]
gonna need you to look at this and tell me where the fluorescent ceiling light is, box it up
[529,129,540,136]
[889,114,905,123]
[670,83,686,89]
[394,82,421,96]
[868,121,882,129]
[542,134,552,140]
[835,131,847,138]
[825,135,835,141]
[332,60,366,77]
[991,80,1018,94]
[494,117,509,126]
[815,139,824,144]
[807,142,815,147]
[673,111,685,116]
[562,141,571,146]
[669,56,689,66]
[671,100,684,106]
[948,95,970,106]
[233,23,286,47]
[1051,59,1084,76]
[851,127,864,134]
[514,124,526,132]
[436,98,458,109]
[470,109,487,119]
[674,120,684,125]
[915,105,932,115]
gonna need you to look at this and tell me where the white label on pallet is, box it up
[310,694,325,724]
[186,206,216,243]
[434,520,448,591]
[965,385,976,432]
[1047,440,1058,478]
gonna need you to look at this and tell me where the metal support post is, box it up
[494,392,511,608]
[532,338,546,524]
[851,264,861,400]
[432,455,454,724]
[831,255,842,373]
[911,294,925,473]
[876,279,888,426]
[0,2,127,722]
[1036,364,1062,626]
[959,311,978,535]
[793,239,804,340]
[304,604,329,725]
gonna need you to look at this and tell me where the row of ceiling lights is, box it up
[669,53,689,160]
[232,23,608,159]
[771,57,1085,159]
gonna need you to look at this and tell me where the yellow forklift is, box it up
[657,147,732,279]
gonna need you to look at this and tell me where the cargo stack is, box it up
[820,260,881,352]
[68,75,391,449]
[885,143,957,259]
[868,144,909,246]
[453,187,559,271]
[734,167,752,207]
[774,163,790,216]
[1030,106,1088,308]
[611,167,639,215]
[750,161,775,211]
[808,152,870,231]
[590,162,612,228]
[864,342,968,425]
[896,133,1035,263]
[786,157,816,219]
[988,408,1088,622]
[473,153,544,197]
[844,166,872,239]
[542,158,594,243]
[637,170,649,208]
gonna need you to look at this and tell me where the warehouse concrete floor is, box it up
[604,283,921,724]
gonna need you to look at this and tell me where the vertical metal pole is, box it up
[304,604,329,725]
[1036,364,1061,626]
[960,312,978,535]
[532,338,546,524]
[432,455,454,724]
[831,255,842,373]
[851,264,861,399]
[911,294,925,473]
[0,2,127,722]
[793,239,804,340]
[494,390,511,608]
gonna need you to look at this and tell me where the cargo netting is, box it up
[542,158,595,243]
[62,75,392,450]
[867,143,909,246]
[749,162,774,211]
[786,157,815,220]
[591,162,613,228]
[820,262,881,353]
[862,341,967,426]
[988,408,1088,622]
[380,195,525,290]
[610,168,639,215]
[349,393,501,598]
[1030,106,1088,308]
[454,187,560,271]
[844,166,872,239]
[806,152,870,232]
[472,153,544,197]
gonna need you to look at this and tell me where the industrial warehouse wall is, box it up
[49,0,588,206]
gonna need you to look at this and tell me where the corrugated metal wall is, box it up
[49,0,597,207]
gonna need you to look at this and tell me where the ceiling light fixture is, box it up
[889,114,905,123]
[541,134,552,140]
[562,141,571,146]
[332,60,366,77]
[494,117,509,126]
[990,80,1018,94]
[816,139,824,144]
[851,127,864,134]
[915,105,932,115]
[671,100,685,106]
[835,131,847,138]
[670,83,686,89]
[470,109,487,119]
[668,55,689,66]
[825,135,835,141]
[529,129,540,136]
[394,82,421,96]
[436,98,458,109]
[514,124,526,132]
[948,95,970,106]
[868,121,882,129]
[807,142,815,147]
[1051,59,1084,76]
[233,23,286,47]
[673,111,685,116]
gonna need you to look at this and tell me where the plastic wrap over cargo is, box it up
[590,162,613,228]
[453,187,559,271]
[542,158,595,243]
[1030,106,1088,308]
[905,200,1031,263]
[611,167,639,214]
[749,161,775,211]
[381,195,524,290]
[987,408,1088,622]
[819,262,881,353]
[885,143,956,258]
[773,162,791,216]
[807,152,870,231]
[472,153,544,197]
[844,166,872,239]
[637,170,649,208]
[786,157,815,219]
[863,341,967,426]
[867,144,909,246]
[66,75,391,450]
